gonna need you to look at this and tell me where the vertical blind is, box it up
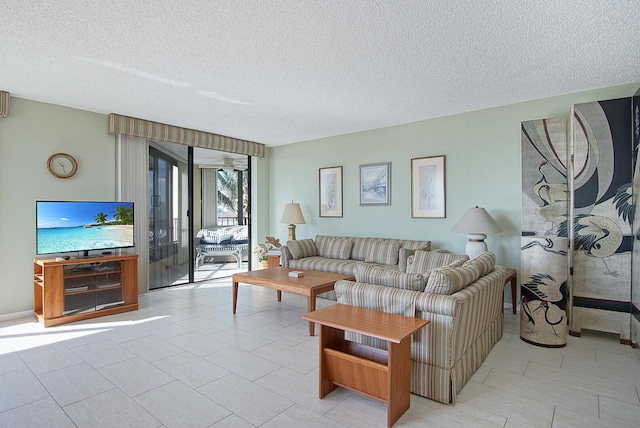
[108,113,265,158]
[0,91,9,117]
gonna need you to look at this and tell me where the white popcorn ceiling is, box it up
[1,1,639,146]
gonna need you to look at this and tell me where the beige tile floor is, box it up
[1,278,639,427]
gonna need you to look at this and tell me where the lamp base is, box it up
[465,233,488,259]
[287,224,296,241]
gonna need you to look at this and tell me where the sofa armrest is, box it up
[280,245,293,267]
[334,280,421,316]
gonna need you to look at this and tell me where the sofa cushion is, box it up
[316,235,348,258]
[397,240,432,251]
[350,237,381,261]
[365,239,400,265]
[323,237,354,260]
[407,250,468,275]
[288,256,360,275]
[463,251,496,277]
[355,264,425,291]
[424,262,482,295]
[287,239,318,259]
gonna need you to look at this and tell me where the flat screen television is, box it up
[36,201,134,257]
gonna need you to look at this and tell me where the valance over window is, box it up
[0,91,9,117]
[108,113,265,158]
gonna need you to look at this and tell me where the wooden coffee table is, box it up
[232,267,355,336]
[302,304,429,427]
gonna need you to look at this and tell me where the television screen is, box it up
[36,201,134,256]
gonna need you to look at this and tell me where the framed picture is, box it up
[411,155,446,218]
[359,162,391,206]
[319,166,343,217]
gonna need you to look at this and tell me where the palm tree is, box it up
[112,205,133,224]
[94,212,108,225]
[217,170,248,224]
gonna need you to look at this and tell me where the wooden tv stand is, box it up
[33,254,138,327]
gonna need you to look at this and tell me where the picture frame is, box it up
[319,166,343,217]
[411,155,446,218]
[359,162,391,206]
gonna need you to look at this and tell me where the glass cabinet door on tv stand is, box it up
[33,254,138,327]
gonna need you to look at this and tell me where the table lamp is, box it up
[279,201,306,241]
[451,206,502,259]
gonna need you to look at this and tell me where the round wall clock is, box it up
[47,153,78,179]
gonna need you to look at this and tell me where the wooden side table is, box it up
[302,304,429,427]
[504,268,517,314]
[267,253,281,268]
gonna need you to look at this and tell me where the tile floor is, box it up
[1,278,639,427]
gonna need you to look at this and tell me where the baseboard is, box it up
[0,310,33,323]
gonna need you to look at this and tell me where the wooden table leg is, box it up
[232,280,238,314]
[277,290,282,302]
[307,294,316,336]
[510,276,517,314]
[318,324,341,398]
[387,337,411,427]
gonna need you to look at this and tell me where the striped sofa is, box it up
[281,234,431,273]
[282,235,506,403]
[334,251,507,404]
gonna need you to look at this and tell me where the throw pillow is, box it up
[287,239,317,259]
[463,251,496,277]
[424,262,482,295]
[324,237,354,260]
[398,248,416,273]
[316,235,348,257]
[407,250,468,275]
[355,265,425,291]
[365,239,400,265]
[350,237,381,261]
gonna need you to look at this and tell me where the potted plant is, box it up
[253,237,281,268]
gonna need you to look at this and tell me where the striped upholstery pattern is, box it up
[288,257,361,275]
[398,248,415,273]
[108,113,265,157]
[315,235,346,257]
[407,250,468,275]
[463,251,496,277]
[335,267,506,404]
[335,281,420,350]
[286,239,317,259]
[324,237,354,260]
[365,239,400,265]
[354,264,425,291]
[424,262,481,295]
[397,240,431,251]
[350,237,381,260]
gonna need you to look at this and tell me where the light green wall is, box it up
[2,82,639,316]
[267,83,640,287]
[0,97,115,315]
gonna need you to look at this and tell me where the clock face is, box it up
[47,153,78,178]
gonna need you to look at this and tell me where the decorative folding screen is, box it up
[570,99,634,343]
[520,117,569,347]
[521,96,638,347]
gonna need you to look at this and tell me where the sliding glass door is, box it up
[148,142,251,289]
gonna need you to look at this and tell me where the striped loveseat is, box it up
[334,251,507,404]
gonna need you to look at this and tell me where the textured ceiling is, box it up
[2,1,639,146]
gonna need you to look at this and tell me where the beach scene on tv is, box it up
[37,201,134,255]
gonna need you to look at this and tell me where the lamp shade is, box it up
[451,206,502,234]
[452,206,502,259]
[279,202,306,225]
